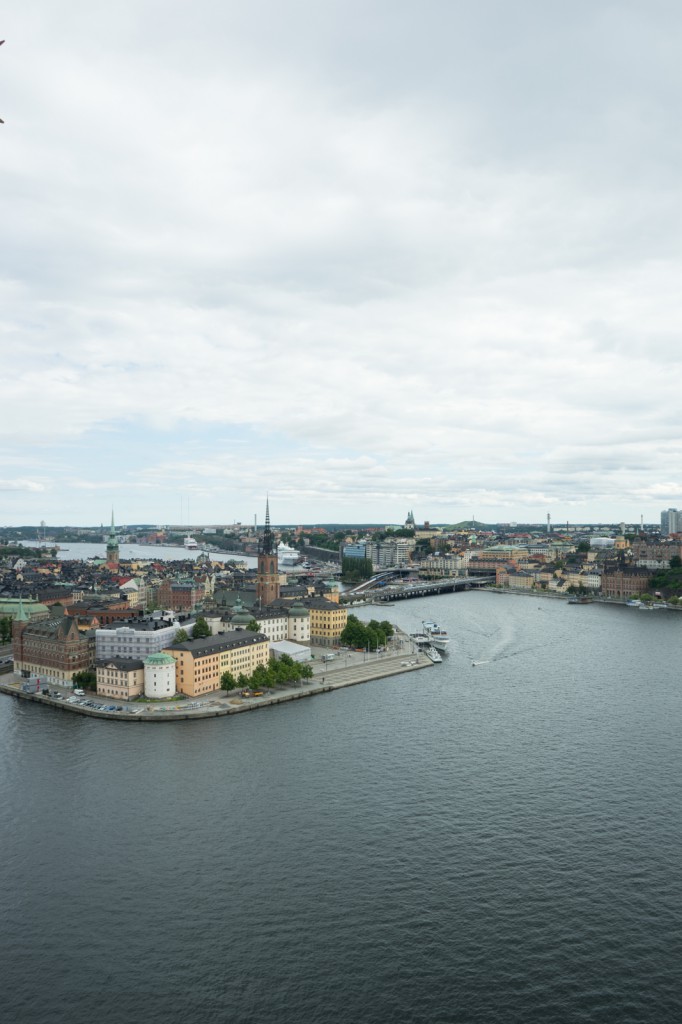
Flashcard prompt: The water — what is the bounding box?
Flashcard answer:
[1,591,681,1023]
[19,540,257,566]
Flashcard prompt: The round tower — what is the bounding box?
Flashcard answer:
[144,652,176,699]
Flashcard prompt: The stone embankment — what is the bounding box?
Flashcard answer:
[0,633,433,723]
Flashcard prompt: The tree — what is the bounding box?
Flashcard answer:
[246,619,261,632]
[174,628,189,643]
[191,617,211,639]
[220,671,237,691]
[72,669,96,687]
[670,555,682,569]
[0,616,11,644]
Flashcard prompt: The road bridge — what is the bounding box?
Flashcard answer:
[346,575,495,603]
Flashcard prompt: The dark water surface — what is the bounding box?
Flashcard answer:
[2,592,681,1023]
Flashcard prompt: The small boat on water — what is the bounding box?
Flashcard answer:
[567,597,593,604]
[409,633,443,663]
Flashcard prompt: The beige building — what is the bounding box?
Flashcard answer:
[167,630,270,696]
[96,658,145,699]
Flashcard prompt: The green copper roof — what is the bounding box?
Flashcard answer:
[145,652,176,665]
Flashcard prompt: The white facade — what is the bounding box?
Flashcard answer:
[144,655,177,698]
[96,617,195,661]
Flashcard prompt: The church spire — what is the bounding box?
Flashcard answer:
[261,496,274,555]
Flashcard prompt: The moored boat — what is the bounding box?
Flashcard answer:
[422,621,450,652]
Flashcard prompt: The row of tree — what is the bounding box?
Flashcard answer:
[220,653,313,691]
[341,556,374,581]
[340,615,394,651]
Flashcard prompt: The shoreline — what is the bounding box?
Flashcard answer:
[0,636,434,723]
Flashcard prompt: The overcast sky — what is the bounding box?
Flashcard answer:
[2,1,682,527]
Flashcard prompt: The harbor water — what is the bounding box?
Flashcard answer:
[1,591,681,1023]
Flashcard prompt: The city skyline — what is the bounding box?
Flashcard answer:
[3,2,682,526]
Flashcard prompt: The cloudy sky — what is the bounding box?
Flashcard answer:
[2,1,682,527]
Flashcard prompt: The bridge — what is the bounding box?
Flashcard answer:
[344,574,495,603]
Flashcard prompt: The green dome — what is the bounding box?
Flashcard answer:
[231,598,254,626]
[145,652,176,665]
[288,601,309,618]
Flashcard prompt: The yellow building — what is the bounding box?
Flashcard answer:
[167,630,270,696]
[306,598,348,647]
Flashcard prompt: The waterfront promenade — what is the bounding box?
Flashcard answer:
[0,631,433,722]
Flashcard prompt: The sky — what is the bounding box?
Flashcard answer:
[2,0,682,527]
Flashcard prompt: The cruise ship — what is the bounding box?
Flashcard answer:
[422,621,450,653]
[184,534,199,550]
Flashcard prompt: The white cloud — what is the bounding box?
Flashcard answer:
[2,2,682,523]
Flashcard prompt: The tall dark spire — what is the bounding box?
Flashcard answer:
[261,496,274,555]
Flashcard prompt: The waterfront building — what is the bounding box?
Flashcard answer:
[143,652,177,699]
[305,597,348,647]
[419,553,468,578]
[601,565,651,599]
[96,658,144,699]
[166,630,270,696]
[13,612,95,683]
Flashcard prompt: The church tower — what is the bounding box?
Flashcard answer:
[256,499,279,608]
[106,510,120,571]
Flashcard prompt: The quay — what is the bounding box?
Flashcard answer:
[0,631,434,723]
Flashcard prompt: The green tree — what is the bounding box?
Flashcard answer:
[246,619,261,632]
[0,616,11,644]
[191,617,211,639]
[220,671,237,691]
[174,628,189,643]
[670,555,682,569]
[341,556,373,582]
[72,669,96,687]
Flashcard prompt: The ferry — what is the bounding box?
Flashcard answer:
[422,621,450,652]
[184,535,199,550]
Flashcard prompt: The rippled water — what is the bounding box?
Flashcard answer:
[1,592,681,1023]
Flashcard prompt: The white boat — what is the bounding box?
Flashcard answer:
[184,534,199,550]
[277,542,300,566]
[409,634,443,662]
[626,599,641,607]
